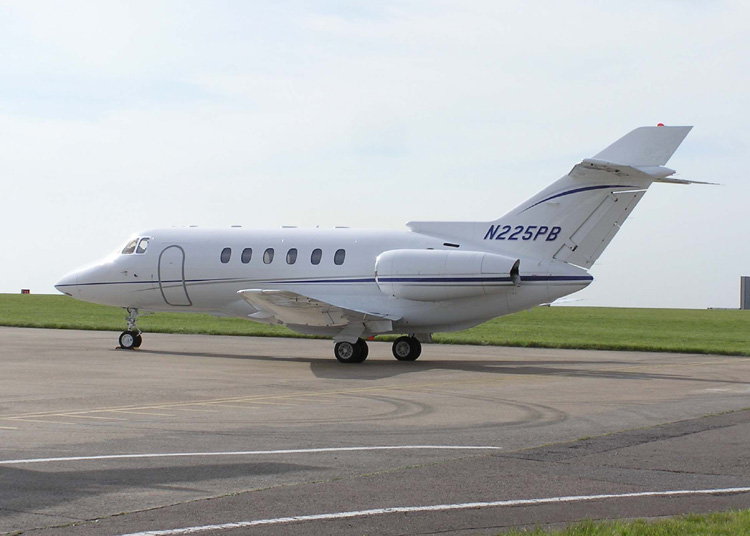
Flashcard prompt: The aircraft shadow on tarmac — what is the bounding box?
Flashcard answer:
[0,461,322,518]
[133,348,749,385]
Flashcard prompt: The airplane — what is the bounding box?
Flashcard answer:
[55,125,704,363]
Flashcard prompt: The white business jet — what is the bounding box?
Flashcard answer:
[55,125,702,363]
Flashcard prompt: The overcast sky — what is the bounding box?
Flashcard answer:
[1,1,748,308]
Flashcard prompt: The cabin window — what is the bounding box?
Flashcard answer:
[311,248,322,265]
[263,248,274,264]
[334,249,346,265]
[220,247,232,263]
[135,238,150,254]
[241,248,253,264]
[121,239,138,255]
[286,248,297,264]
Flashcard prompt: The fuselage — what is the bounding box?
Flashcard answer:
[55,226,592,336]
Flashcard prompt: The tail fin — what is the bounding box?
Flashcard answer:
[408,125,693,269]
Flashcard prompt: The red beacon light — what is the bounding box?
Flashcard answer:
[657,123,665,126]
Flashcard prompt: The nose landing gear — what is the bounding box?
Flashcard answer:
[118,308,142,350]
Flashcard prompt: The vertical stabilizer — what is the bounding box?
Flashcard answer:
[408,126,693,268]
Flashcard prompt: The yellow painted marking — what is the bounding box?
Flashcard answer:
[0,425,18,430]
[0,376,558,423]
[109,410,175,417]
[210,404,264,409]
[8,418,79,425]
[167,407,220,413]
[0,358,736,426]
[237,400,301,407]
[280,397,335,404]
[52,414,127,421]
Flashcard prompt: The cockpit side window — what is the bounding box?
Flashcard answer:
[121,239,138,255]
[136,238,150,254]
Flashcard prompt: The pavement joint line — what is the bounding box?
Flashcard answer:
[113,486,750,536]
[0,445,503,465]
[0,505,85,522]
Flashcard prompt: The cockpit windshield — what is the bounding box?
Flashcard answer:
[121,237,151,255]
[121,239,138,255]
[136,238,150,254]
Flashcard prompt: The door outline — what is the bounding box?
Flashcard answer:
[158,245,193,306]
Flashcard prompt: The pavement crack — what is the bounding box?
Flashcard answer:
[499,408,750,463]
[0,508,83,522]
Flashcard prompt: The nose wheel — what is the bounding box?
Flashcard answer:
[118,308,143,350]
[119,330,142,349]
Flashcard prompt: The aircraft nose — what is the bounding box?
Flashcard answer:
[54,271,79,296]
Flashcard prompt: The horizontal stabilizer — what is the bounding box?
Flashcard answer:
[653,177,720,186]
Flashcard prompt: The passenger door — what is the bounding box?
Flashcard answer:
[158,246,192,306]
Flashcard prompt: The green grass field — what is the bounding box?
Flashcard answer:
[505,510,750,535]
[2,293,750,356]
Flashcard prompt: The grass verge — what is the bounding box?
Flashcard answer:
[1,294,750,356]
[505,510,750,535]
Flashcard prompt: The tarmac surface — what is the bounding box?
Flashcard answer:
[1,326,750,535]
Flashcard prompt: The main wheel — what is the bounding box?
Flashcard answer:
[119,330,139,350]
[392,336,422,361]
[334,340,366,363]
[356,338,369,361]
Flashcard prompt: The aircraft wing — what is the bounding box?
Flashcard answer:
[237,289,399,328]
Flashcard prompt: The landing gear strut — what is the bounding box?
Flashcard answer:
[334,338,369,363]
[392,336,421,361]
[118,308,142,350]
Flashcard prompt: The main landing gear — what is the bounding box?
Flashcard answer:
[118,308,142,350]
[333,335,423,363]
[334,338,369,364]
[392,336,421,361]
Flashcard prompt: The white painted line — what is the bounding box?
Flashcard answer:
[116,487,750,536]
[0,445,501,465]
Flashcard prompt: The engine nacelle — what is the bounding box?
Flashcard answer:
[375,249,520,302]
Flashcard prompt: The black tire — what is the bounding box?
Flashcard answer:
[119,331,139,350]
[356,338,369,361]
[410,337,422,359]
[392,336,422,361]
[334,341,364,363]
[133,333,143,348]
